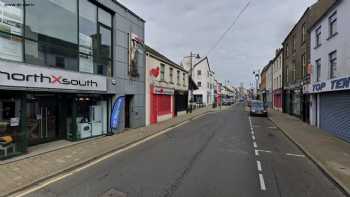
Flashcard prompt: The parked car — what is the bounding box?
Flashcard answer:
[249,100,267,117]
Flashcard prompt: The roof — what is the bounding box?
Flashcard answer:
[282,7,311,45]
[193,57,212,72]
[309,0,341,31]
[145,45,188,73]
[112,0,145,22]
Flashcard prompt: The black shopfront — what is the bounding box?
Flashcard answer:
[0,89,111,159]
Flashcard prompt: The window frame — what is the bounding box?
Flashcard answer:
[315,58,321,82]
[169,67,173,83]
[329,50,337,79]
[315,26,322,48]
[328,11,337,38]
[160,63,165,81]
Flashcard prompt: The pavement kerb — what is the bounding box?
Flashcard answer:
[268,116,350,197]
[5,108,218,197]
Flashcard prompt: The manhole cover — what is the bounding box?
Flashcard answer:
[100,188,127,197]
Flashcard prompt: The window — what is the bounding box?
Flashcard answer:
[329,51,337,79]
[292,35,296,52]
[25,0,79,71]
[169,68,173,83]
[301,23,306,44]
[315,26,322,48]
[207,82,209,88]
[329,12,337,38]
[0,0,23,62]
[79,0,113,76]
[177,70,180,85]
[183,73,186,86]
[197,70,201,76]
[315,59,321,82]
[160,63,165,81]
[197,81,201,87]
[293,63,296,81]
[285,43,289,56]
[301,54,306,77]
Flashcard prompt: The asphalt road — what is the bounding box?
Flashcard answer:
[25,104,346,197]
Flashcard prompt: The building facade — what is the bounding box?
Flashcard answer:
[183,57,213,105]
[145,46,188,125]
[272,49,283,112]
[0,0,145,159]
[309,0,350,142]
[266,61,273,108]
[282,0,337,121]
[260,66,267,104]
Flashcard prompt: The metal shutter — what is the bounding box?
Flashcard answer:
[320,91,350,142]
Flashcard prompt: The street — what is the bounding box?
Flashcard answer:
[25,104,345,197]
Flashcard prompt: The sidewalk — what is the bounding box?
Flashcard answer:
[0,106,229,197]
[268,109,350,195]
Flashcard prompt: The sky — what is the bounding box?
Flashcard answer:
[118,0,317,88]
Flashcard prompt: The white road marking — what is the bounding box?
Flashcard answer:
[253,142,258,148]
[267,126,277,129]
[259,173,267,191]
[286,153,305,158]
[12,119,193,197]
[255,149,259,156]
[257,160,262,172]
[256,149,272,154]
[252,135,256,140]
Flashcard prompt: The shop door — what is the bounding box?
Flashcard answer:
[27,96,58,145]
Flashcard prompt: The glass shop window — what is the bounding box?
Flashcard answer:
[76,97,107,140]
[0,95,21,158]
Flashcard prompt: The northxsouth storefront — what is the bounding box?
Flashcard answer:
[0,61,112,159]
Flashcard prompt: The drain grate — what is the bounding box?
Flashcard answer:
[100,188,127,197]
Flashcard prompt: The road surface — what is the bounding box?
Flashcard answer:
[26,104,345,197]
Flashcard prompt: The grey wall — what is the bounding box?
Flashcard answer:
[100,0,146,132]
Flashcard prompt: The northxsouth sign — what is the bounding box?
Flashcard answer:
[0,62,107,91]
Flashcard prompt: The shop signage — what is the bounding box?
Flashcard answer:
[153,87,174,95]
[0,61,107,91]
[111,96,125,129]
[310,76,350,93]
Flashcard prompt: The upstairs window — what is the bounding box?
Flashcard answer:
[315,26,322,48]
[160,63,165,81]
[169,67,173,83]
[301,23,306,44]
[177,70,180,85]
[329,12,337,38]
[183,73,186,86]
[0,0,24,62]
[329,51,337,79]
[197,70,201,76]
[315,59,321,82]
[197,81,201,87]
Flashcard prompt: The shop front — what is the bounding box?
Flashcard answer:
[0,61,110,159]
[150,86,174,124]
[310,76,350,142]
[273,89,283,112]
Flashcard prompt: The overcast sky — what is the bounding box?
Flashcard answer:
[119,0,317,87]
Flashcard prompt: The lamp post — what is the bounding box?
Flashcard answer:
[253,70,260,99]
[186,52,200,113]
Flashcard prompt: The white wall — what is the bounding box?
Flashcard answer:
[310,1,350,83]
[309,0,350,126]
[192,58,211,105]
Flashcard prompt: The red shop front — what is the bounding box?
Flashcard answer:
[150,86,175,124]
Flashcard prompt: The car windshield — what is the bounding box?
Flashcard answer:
[252,101,264,109]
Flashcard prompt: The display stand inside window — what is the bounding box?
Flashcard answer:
[76,97,107,140]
